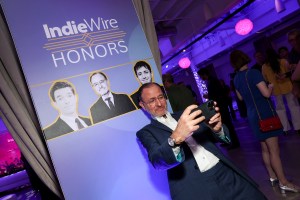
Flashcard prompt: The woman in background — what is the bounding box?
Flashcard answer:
[291,33,300,101]
[230,50,299,194]
[262,48,300,134]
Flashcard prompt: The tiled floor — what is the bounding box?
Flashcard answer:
[219,114,300,200]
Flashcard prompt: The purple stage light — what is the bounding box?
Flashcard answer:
[178,57,191,69]
[235,19,253,36]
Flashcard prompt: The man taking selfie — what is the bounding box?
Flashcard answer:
[136,82,266,200]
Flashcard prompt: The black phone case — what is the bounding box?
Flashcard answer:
[191,100,216,120]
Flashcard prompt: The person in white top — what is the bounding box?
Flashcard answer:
[136,82,266,200]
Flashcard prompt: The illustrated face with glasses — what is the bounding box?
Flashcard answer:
[139,84,167,117]
[90,73,110,96]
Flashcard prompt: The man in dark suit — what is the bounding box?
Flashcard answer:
[162,73,196,112]
[136,82,266,200]
[43,80,91,140]
[197,68,240,149]
[89,71,136,124]
[251,51,265,72]
[287,29,300,65]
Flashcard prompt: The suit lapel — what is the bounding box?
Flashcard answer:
[150,119,173,132]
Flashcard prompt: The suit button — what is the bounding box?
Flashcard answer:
[194,165,199,170]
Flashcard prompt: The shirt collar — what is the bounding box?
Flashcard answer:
[154,111,171,122]
[102,92,113,102]
[60,114,79,122]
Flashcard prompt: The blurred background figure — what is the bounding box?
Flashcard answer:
[230,72,248,119]
[291,32,300,104]
[162,73,195,112]
[220,79,236,120]
[287,29,300,66]
[278,46,289,60]
[251,51,266,72]
[186,84,199,105]
[197,68,240,149]
[262,48,300,134]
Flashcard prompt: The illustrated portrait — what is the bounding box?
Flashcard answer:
[43,80,91,140]
[89,71,136,124]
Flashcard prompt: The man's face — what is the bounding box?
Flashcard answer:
[91,73,109,96]
[136,66,152,84]
[288,34,297,48]
[139,84,167,117]
[279,49,289,59]
[53,87,77,116]
[255,52,265,65]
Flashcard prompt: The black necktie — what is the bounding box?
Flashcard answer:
[75,118,84,129]
[106,97,114,109]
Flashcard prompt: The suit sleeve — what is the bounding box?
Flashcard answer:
[136,127,184,171]
[192,122,231,144]
[212,124,231,144]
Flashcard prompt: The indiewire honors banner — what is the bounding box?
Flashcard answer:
[1,0,170,199]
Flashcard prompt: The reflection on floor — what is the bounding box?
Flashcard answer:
[0,112,299,200]
[219,114,300,200]
[0,185,41,200]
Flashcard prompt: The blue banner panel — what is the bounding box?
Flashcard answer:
[1,0,170,199]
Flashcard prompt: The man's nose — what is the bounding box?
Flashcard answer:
[155,98,161,106]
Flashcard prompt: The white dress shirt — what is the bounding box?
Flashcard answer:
[102,92,114,108]
[60,115,88,131]
[155,112,220,172]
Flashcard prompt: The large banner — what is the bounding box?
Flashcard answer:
[1,0,170,199]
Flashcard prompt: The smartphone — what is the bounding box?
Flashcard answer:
[190,100,216,121]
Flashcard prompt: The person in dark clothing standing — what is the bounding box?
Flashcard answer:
[197,68,240,149]
[251,51,265,72]
[287,29,300,66]
[162,73,195,112]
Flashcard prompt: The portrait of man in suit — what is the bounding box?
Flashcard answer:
[43,80,91,140]
[89,71,136,124]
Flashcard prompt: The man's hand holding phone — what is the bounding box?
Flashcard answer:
[190,100,222,132]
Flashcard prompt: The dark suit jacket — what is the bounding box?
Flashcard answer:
[136,112,258,200]
[130,90,140,108]
[43,116,91,140]
[90,92,136,124]
[251,63,263,72]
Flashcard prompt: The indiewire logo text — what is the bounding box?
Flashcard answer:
[42,17,129,67]
[43,17,118,38]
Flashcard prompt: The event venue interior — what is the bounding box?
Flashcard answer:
[1,0,300,199]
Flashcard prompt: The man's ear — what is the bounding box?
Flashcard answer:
[139,101,145,110]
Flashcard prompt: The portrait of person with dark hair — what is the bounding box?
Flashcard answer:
[43,80,91,140]
[89,71,136,124]
[131,60,154,107]
[130,60,165,108]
